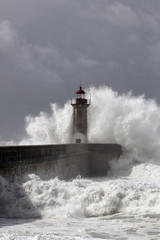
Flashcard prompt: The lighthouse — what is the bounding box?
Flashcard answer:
[71,85,90,143]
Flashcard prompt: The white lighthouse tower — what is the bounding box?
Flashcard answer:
[71,85,90,143]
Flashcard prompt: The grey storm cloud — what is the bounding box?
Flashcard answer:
[0,0,160,139]
[0,20,68,83]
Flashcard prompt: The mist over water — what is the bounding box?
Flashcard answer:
[21,102,73,145]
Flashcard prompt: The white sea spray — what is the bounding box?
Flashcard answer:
[19,86,160,162]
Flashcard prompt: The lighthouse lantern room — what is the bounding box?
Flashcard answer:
[71,85,90,143]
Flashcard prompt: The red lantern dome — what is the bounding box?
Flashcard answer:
[76,85,85,95]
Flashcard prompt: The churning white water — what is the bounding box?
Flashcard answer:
[1,86,160,239]
[1,172,160,239]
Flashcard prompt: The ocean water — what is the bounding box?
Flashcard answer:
[1,171,160,240]
[1,86,160,239]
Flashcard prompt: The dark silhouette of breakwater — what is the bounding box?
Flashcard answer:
[0,144,122,181]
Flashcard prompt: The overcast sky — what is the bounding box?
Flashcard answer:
[0,0,160,139]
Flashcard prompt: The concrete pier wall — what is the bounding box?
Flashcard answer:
[0,144,122,180]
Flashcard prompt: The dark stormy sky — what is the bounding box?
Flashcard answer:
[0,0,160,140]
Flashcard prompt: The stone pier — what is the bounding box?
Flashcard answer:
[0,143,122,181]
